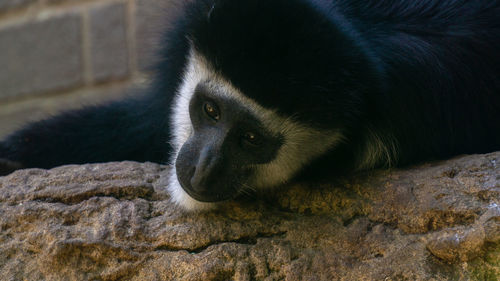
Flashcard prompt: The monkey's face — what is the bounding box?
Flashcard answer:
[168,50,343,210]
[174,82,283,202]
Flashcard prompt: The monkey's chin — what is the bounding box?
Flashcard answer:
[167,167,217,211]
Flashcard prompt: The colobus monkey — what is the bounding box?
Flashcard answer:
[1,0,499,210]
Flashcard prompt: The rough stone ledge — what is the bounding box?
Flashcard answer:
[0,153,498,280]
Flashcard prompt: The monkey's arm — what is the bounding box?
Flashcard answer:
[0,94,172,175]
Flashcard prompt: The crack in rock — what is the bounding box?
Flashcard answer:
[154,231,288,254]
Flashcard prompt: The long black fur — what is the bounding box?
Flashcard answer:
[1,0,499,176]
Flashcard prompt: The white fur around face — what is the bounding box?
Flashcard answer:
[168,48,343,211]
[357,128,398,169]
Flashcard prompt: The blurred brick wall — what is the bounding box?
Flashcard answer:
[0,0,176,138]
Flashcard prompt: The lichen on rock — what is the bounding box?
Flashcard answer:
[0,153,498,280]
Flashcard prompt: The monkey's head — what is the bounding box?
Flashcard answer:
[167,0,383,210]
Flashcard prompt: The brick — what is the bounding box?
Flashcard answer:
[89,2,129,82]
[0,13,84,99]
[0,0,37,14]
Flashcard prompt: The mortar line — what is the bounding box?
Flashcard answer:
[0,0,122,28]
[0,78,136,105]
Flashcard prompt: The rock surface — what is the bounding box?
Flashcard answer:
[0,153,499,280]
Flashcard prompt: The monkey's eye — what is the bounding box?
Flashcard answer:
[203,102,220,121]
[242,131,262,146]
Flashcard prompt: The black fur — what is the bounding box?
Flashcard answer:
[1,0,499,177]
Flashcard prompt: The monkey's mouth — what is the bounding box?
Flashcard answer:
[184,187,235,202]
[177,175,239,203]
